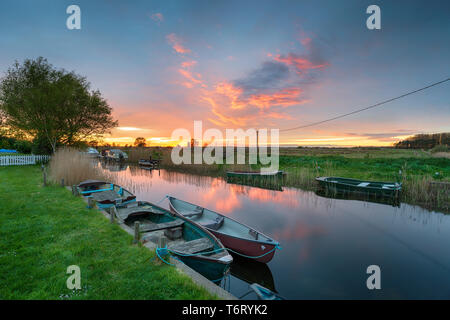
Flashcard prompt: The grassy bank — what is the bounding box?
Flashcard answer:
[0,165,215,299]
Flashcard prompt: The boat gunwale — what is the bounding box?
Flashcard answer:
[168,196,280,247]
[315,176,402,191]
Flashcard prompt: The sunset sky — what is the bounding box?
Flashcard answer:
[0,0,449,146]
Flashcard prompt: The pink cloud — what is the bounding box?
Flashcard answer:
[166,33,191,54]
[150,13,164,24]
[273,53,329,75]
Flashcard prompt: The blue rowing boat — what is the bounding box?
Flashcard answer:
[114,200,233,281]
[77,180,136,209]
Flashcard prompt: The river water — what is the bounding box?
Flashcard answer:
[99,162,450,299]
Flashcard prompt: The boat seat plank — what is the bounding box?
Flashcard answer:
[140,219,184,232]
[91,190,121,202]
[201,216,224,231]
[139,220,184,232]
[183,207,204,218]
[169,237,214,254]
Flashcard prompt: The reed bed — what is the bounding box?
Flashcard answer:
[48,148,106,186]
[124,147,154,163]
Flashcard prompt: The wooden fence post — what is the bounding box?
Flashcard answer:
[133,221,140,244]
[87,197,95,209]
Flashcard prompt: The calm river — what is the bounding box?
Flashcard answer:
[100,163,450,299]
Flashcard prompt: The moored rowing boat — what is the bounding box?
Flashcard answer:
[168,196,280,263]
[115,200,233,281]
[315,176,402,198]
[77,180,136,209]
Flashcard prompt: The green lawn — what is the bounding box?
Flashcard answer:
[0,165,215,299]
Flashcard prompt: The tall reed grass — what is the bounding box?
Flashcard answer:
[49,148,106,186]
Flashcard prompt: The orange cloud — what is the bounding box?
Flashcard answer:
[273,53,329,74]
[181,60,197,68]
[178,69,203,86]
[199,81,308,126]
[164,31,328,128]
[247,88,306,109]
[166,33,191,54]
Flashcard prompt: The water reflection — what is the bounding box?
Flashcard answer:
[100,160,128,172]
[229,254,277,292]
[98,164,450,299]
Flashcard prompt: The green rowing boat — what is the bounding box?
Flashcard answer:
[316,176,402,198]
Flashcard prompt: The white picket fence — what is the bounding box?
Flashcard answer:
[0,155,51,166]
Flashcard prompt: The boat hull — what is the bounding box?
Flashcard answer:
[174,254,231,281]
[209,230,277,263]
[316,177,401,198]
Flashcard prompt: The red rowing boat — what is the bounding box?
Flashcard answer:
[168,196,280,263]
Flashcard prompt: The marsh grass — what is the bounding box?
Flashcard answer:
[125,147,153,163]
[0,165,215,299]
[48,148,106,186]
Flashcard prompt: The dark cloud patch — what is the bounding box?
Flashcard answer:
[233,61,290,96]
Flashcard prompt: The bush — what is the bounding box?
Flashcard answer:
[0,136,16,149]
[14,140,33,154]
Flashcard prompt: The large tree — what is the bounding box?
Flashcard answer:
[134,137,147,147]
[0,57,118,152]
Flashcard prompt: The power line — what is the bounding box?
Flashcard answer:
[280,77,450,132]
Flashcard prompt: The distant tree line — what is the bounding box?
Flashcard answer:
[394,133,449,150]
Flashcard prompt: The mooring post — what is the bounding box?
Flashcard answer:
[42,168,47,187]
[109,206,116,223]
[72,185,79,196]
[133,221,140,244]
[87,197,95,209]
[158,235,167,249]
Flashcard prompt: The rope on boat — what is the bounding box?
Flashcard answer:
[155,246,175,266]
